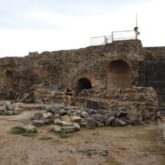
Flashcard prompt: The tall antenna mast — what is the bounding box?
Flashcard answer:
[136,13,138,27]
[134,14,140,39]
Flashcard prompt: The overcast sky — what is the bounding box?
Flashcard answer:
[0,0,164,57]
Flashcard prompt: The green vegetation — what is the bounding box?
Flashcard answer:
[11,126,37,138]
[56,129,73,138]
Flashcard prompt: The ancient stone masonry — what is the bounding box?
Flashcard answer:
[0,39,165,115]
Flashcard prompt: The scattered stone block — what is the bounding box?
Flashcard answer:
[32,113,44,120]
[105,116,115,126]
[50,125,62,133]
[43,112,53,119]
[86,117,96,129]
[71,116,82,123]
[32,120,45,127]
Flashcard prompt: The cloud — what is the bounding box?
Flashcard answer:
[118,0,165,46]
[0,0,165,57]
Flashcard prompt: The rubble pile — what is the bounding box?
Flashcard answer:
[78,87,157,106]
[9,87,159,134]
[29,101,158,133]
[77,87,158,122]
[0,101,23,115]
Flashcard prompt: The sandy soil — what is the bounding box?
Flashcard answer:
[0,111,164,165]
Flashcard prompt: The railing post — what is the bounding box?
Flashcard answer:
[111,32,114,42]
[104,36,108,44]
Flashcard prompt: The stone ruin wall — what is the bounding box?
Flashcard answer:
[0,40,142,96]
[138,47,165,111]
[0,40,165,112]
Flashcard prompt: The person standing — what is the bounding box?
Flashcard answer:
[65,87,72,106]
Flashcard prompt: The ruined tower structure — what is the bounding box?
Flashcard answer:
[0,39,164,114]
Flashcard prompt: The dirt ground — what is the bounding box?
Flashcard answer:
[0,111,164,165]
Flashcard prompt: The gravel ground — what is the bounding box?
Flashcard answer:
[0,111,164,165]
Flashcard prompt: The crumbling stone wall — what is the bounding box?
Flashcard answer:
[137,47,165,111]
[0,39,165,112]
[0,40,142,98]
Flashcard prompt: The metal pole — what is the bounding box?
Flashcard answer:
[111,32,114,42]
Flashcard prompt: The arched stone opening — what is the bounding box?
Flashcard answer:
[107,60,132,88]
[76,78,92,95]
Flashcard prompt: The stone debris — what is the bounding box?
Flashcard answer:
[12,124,37,133]
[163,125,165,142]
[22,124,37,133]
[5,87,161,134]
[27,99,159,133]
[0,101,23,115]
[77,149,109,157]
[51,122,80,133]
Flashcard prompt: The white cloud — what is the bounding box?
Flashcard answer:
[0,0,165,57]
[118,0,165,46]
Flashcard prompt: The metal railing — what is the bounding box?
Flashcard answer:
[90,29,138,46]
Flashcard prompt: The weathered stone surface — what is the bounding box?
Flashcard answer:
[12,124,37,133]
[80,118,87,127]
[96,121,104,127]
[73,122,81,131]
[43,112,53,119]
[0,40,164,116]
[0,101,23,116]
[86,109,97,115]
[32,120,45,127]
[5,110,14,115]
[51,125,62,133]
[54,119,73,126]
[61,123,80,133]
[163,126,165,142]
[13,108,22,115]
[116,110,127,118]
[27,93,158,131]
[61,115,72,123]
[99,150,109,157]
[59,110,68,116]
[32,113,44,120]
[47,107,58,115]
[51,123,80,133]
[43,118,54,125]
[71,116,82,123]
[81,111,89,119]
[92,114,105,123]
[116,119,127,126]
[105,116,115,126]
[13,102,24,109]
[53,119,61,125]
[5,101,12,110]
[86,118,96,129]
[23,124,37,133]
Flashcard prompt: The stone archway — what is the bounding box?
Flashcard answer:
[107,60,132,88]
[76,78,92,95]
[72,70,97,95]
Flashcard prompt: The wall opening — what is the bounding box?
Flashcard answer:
[76,78,92,95]
[107,60,131,88]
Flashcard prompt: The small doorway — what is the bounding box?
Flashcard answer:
[76,78,92,95]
